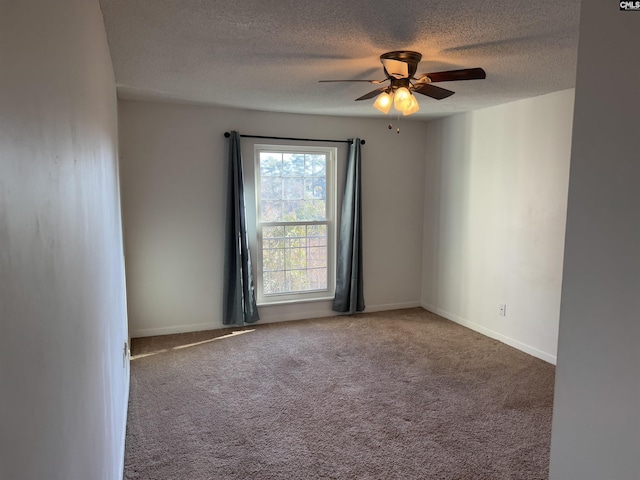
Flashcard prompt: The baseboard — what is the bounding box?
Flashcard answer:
[258,300,422,322]
[257,306,335,324]
[131,301,423,338]
[366,301,422,312]
[422,303,557,365]
[130,322,221,338]
[130,301,557,367]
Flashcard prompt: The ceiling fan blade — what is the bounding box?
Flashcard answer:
[319,79,386,84]
[419,68,486,83]
[381,58,409,78]
[412,83,455,100]
[355,87,387,101]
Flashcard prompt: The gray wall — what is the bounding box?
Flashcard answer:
[118,101,428,337]
[0,1,129,478]
[421,90,574,363]
[549,1,640,478]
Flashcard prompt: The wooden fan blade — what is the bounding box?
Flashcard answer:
[419,67,486,83]
[412,83,455,100]
[355,87,387,101]
[319,79,386,84]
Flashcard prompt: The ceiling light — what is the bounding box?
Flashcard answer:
[371,85,421,119]
[393,87,412,111]
[402,94,420,116]
[373,91,393,114]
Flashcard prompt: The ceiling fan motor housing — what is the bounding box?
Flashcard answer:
[389,77,411,92]
[380,51,422,78]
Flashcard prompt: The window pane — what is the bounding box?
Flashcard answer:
[257,146,333,300]
[305,154,326,177]
[263,226,284,238]
[260,153,283,176]
[307,200,326,220]
[265,238,284,249]
[282,200,325,221]
[263,247,284,271]
[261,201,283,222]
[294,226,327,292]
[285,237,305,248]
[264,271,285,294]
[261,223,328,295]
[283,177,304,200]
[307,225,327,246]
[261,177,282,200]
[305,177,325,200]
[308,268,328,290]
[285,225,307,248]
[283,154,305,176]
[283,200,303,221]
[285,247,307,270]
[287,269,309,292]
[308,247,327,268]
[285,225,307,237]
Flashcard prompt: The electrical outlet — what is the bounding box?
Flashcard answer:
[499,304,507,316]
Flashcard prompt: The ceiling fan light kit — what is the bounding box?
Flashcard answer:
[404,94,420,115]
[373,91,393,114]
[393,87,413,111]
[320,50,486,119]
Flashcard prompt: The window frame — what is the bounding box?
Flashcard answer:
[253,144,337,305]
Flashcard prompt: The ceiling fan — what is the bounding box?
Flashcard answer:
[319,51,486,116]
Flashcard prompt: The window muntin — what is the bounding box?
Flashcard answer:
[255,145,336,304]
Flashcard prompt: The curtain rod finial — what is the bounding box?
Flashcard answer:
[224,132,231,138]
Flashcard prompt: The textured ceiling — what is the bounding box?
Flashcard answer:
[99,0,581,120]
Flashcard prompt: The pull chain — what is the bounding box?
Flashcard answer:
[387,114,402,134]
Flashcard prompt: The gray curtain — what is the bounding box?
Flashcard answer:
[333,138,365,314]
[223,131,260,326]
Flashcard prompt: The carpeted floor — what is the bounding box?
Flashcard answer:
[125,308,555,479]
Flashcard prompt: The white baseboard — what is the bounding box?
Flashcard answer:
[422,303,557,365]
[130,321,221,338]
[366,301,422,312]
[258,300,422,323]
[131,301,423,338]
[257,307,335,324]
[130,303,556,364]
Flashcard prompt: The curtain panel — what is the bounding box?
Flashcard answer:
[223,131,260,325]
[332,138,365,314]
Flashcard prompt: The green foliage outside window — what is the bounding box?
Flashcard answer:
[259,151,329,295]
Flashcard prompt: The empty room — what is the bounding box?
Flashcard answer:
[1,1,638,479]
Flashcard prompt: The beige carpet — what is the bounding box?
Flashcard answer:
[125,308,555,479]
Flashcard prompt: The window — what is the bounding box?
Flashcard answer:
[254,145,336,305]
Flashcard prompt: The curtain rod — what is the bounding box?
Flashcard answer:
[224,132,365,145]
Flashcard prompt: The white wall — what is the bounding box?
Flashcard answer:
[549,2,640,478]
[421,89,575,363]
[118,101,428,337]
[0,1,129,479]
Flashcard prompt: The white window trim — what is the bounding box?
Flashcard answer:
[254,144,337,306]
